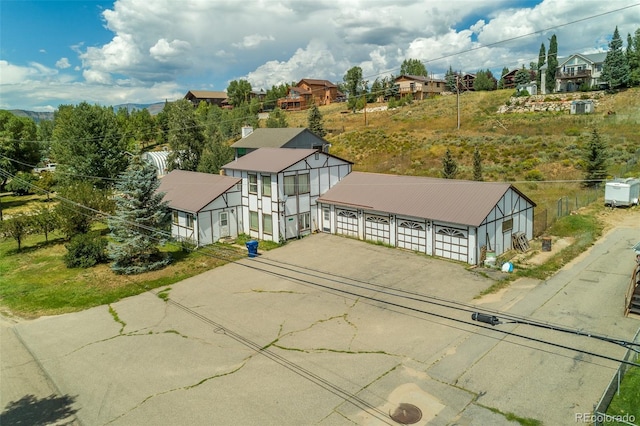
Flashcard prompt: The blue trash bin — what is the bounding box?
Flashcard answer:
[246,240,258,258]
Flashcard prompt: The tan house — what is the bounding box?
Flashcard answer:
[394,75,446,100]
[277,79,343,111]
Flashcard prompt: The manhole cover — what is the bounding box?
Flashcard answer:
[389,403,422,424]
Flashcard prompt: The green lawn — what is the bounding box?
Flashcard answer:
[0,228,245,318]
[605,361,640,425]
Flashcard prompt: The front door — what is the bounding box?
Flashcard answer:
[219,211,229,238]
[322,206,331,232]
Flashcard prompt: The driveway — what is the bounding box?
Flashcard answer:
[3,228,640,425]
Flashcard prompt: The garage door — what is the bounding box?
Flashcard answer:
[397,219,426,252]
[365,214,390,244]
[434,225,468,262]
[336,209,358,237]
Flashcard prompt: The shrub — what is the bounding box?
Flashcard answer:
[564,128,581,136]
[64,233,108,268]
[6,172,39,196]
[524,169,545,181]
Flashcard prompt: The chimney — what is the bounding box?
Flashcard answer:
[241,126,254,138]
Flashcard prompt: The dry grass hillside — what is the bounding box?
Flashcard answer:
[284,88,640,182]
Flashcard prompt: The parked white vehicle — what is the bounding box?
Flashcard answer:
[34,163,56,173]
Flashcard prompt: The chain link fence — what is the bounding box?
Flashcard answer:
[533,185,601,237]
[592,327,640,426]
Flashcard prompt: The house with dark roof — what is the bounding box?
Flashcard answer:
[394,75,446,100]
[231,128,330,159]
[277,79,343,111]
[317,172,535,265]
[184,90,229,108]
[222,148,352,242]
[158,170,242,246]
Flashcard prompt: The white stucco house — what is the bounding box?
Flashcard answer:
[222,148,352,242]
[158,170,242,246]
[317,172,536,265]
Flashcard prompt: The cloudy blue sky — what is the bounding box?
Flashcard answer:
[1,0,639,111]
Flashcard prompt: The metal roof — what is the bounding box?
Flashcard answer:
[222,148,323,173]
[317,172,535,227]
[231,128,309,149]
[184,90,228,100]
[157,170,240,213]
[141,151,169,176]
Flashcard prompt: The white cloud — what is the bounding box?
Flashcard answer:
[149,38,192,62]
[56,58,71,69]
[232,34,275,49]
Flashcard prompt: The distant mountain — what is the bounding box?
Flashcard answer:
[9,110,54,122]
[7,102,166,122]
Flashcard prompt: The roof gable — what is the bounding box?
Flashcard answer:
[157,170,240,213]
[185,90,228,100]
[557,52,606,68]
[231,128,313,149]
[318,172,535,227]
[297,79,337,88]
[222,148,351,173]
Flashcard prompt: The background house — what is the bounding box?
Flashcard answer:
[277,79,343,111]
[318,172,535,265]
[394,75,446,100]
[184,90,229,108]
[158,170,242,246]
[222,148,352,242]
[555,53,607,92]
[231,128,330,159]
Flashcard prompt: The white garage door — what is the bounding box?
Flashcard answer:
[365,214,390,244]
[336,209,358,237]
[397,219,426,252]
[434,225,468,262]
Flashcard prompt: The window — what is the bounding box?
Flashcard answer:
[172,211,179,224]
[250,211,259,231]
[186,214,194,229]
[263,213,273,235]
[284,175,296,196]
[262,175,271,197]
[298,174,310,194]
[248,174,258,194]
[219,211,228,227]
[284,174,310,196]
[502,218,513,233]
[299,212,311,231]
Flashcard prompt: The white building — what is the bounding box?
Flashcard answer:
[222,148,352,242]
[317,172,536,265]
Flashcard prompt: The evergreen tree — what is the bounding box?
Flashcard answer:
[473,147,483,181]
[537,43,546,87]
[441,148,458,179]
[445,66,458,92]
[545,34,558,93]
[602,26,630,89]
[515,66,531,86]
[108,156,171,274]
[307,104,326,138]
[583,129,609,187]
[473,70,496,91]
[266,108,288,128]
[629,28,640,87]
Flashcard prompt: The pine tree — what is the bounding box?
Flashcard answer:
[545,34,558,93]
[108,156,171,274]
[473,147,483,181]
[445,66,458,92]
[629,28,640,87]
[583,129,609,187]
[307,104,326,137]
[602,26,630,89]
[441,148,458,179]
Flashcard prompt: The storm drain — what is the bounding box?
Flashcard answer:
[389,403,422,424]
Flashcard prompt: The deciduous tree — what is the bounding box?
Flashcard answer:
[0,111,41,188]
[166,99,205,171]
[400,59,427,76]
[226,79,252,107]
[266,108,288,128]
[343,66,363,110]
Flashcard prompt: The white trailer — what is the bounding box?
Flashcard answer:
[605,178,640,207]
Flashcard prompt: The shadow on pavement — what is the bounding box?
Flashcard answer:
[1,393,77,425]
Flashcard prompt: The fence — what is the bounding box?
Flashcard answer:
[592,327,640,426]
[533,186,601,237]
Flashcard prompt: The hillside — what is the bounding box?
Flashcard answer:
[284,88,640,183]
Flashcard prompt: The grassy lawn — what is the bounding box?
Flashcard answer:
[0,228,246,318]
[605,361,640,425]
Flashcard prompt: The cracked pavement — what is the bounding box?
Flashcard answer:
[3,229,640,425]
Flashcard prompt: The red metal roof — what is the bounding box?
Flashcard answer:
[157,170,240,213]
[317,172,535,227]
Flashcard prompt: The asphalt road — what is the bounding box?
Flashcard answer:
[2,225,639,425]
